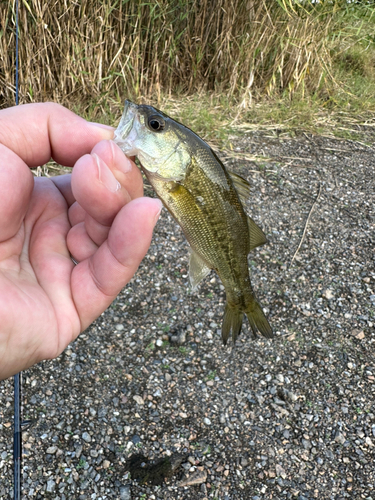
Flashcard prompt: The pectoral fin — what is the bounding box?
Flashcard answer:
[228,171,251,202]
[247,216,268,251]
[189,249,211,291]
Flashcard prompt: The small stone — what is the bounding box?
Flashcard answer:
[56,420,65,430]
[302,439,311,450]
[275,464,286,479]
[179,412,188,419]
[203,418,211,426]
[46,446,57,454]
[82,432,91,443]
[178,469,207,486]
[131,435,141,444]
[165,373,172,382]
[103,460,111,469]
[116,324,124,331]
[119,484,131,500]
[365,437,374,447]
[335,432,346,444]
[75,444,83,459]
[156,339,163,347]
[354,330,365,340]
[323,289,334,300]
[171,330,186,345]
[285,390,298,402]
[46,479,55,493]
[133,395,144,405]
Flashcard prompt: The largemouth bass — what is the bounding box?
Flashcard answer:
[114,100,273,344]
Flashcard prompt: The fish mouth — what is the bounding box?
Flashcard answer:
[113,99,139,154]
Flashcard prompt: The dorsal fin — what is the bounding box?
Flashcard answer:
[228,171,268,251]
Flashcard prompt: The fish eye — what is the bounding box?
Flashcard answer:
[148,115,165,132]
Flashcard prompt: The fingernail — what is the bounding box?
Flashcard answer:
[109,140,132,173]
[152,199,163,224]
[90,122,115,132]
[90,122,115,139]
[94,153,121,193]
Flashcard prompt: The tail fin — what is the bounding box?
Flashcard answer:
[245,300,273,339]
[221,299,273,345]
[222,304,244,345]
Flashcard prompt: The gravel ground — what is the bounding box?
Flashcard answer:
[1,127,375,500]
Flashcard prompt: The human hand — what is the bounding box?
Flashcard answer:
[0,103,162,380]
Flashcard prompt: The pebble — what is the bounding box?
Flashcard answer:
[46,479,55,492]
[133,395,144,405]
[171,330,186,345]
[132,435,141,444]
[82,432,91,443]
[275,464,287,479]
[335,432,346,444]
[203,418,211,426]
[119,484,131,500]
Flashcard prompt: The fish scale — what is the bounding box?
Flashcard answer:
[114,100,273,344]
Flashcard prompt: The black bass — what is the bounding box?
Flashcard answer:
[114,100,273,344]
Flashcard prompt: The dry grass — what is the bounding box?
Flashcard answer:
[0,0,364,110]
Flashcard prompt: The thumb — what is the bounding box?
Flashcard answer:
[0,144,34,242]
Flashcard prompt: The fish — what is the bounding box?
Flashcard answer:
[114,100,273,344]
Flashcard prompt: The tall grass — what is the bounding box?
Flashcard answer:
[0,0,374,114]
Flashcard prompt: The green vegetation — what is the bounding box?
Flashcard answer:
[76,458,86,470]
[1,0,374,139]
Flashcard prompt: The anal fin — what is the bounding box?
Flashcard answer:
[247,216,267,251]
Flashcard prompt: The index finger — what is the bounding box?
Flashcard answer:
[0,102,114,168]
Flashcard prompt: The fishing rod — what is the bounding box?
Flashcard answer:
[13,1,22,498]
